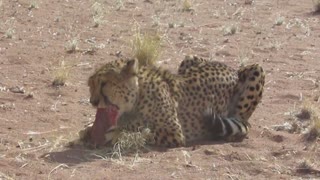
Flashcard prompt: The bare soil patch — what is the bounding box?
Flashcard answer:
[0,0,319,179]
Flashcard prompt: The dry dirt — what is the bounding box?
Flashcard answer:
[1,0,320,179]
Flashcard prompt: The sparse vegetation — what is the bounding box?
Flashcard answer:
[151,15,160,27]
[93,16,103,28]
[286,18,311,36]
[92,1,105,27]
[294,101,320,141]
[277,100,320,141]
[4,28,14,39]
[182,0,193,12]
[304,115,320,141]
[52,60,70,86]
[238,48,250,67]
[131,29,161,67]
[0,172,14,180]
[296,159,313,172]
[65,38,79,53]
[77,126,153,159]
[3,18,16,39]
[238,57,248,67]
[115,0,124,11]
[111,128,153,158]
[28,1,39,10]
[267,40,282,51]
[223,24,237,36]
[296,159,320,175]
[275,15,285,26]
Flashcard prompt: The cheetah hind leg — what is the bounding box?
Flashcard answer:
[203,64,265,142]
[228,64,265,128]
[204,64,264,142]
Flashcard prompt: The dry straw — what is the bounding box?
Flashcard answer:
[131,28,161,67]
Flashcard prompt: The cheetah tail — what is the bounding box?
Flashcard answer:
[204,109,248,138]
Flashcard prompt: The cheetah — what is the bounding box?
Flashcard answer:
[82,55,265,147]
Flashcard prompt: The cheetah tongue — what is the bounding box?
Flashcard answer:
[90,106,119,147]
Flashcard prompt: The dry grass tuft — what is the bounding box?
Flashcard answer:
[65,38,79,53]
[115,0,124,11]
[295,107,312,120]
[4,28,14,39]
[296,159,320,175]
[0,172,14,180]
[3,18,15,39]
[274,15,285,26]
[223,24,237,36]
[237,46,250,67]
[28,1,39,10]
[267,40,282,51]
[91,2,105,27]
[295,101,320,141]
[303,114,320,141]
[52,60,70,86]
[77,121,153,159]
[131,29,161,67]
[182,0,193,12]
[280,100,320,139]
[111,128,153,158]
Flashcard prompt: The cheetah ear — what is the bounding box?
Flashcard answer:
[121,58,138,77]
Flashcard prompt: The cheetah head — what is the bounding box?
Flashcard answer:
[87,58,139,145]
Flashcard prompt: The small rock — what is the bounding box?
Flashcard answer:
[115,51,122,57]
[78,98,90,105]
[9,86,25,94]
[185,161,197,168]
[204,149,217,155]
[24,92,34,99]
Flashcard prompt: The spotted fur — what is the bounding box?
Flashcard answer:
[84,55,265,147]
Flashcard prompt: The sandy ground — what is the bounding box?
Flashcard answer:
[1,0,320,179]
